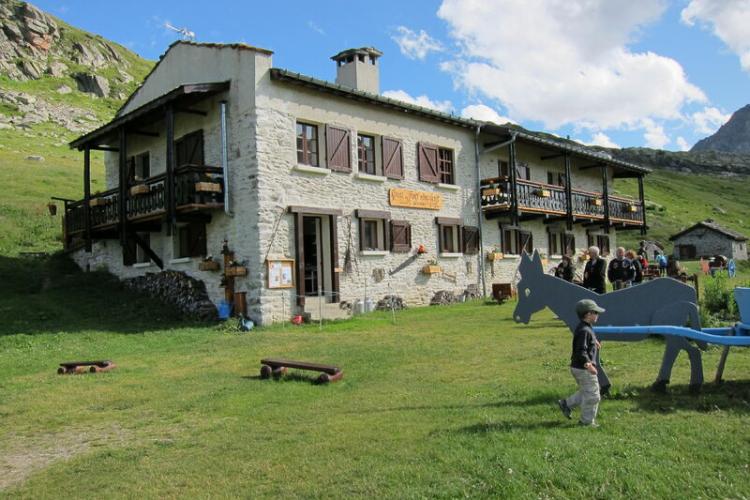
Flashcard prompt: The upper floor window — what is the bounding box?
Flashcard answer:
[547,171,565,187]
[438,148,454,184]
[498,160,509,177]
[128,152,150,183]
[357,134,376,175]
[176,130,204,167]
[516,162,531,181]
[296,122,319,167]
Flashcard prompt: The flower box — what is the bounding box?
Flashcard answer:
[590,198,603,207]
[482,187,501,196]
[534,189,551,198]
[627,204,639,213]
[129,184,150,196]
[422,264,442,275]
[195,182,222,193]
[487,251,504,261]
[89,197,107,207]
[225,265,248,277]
[199,260,220,271]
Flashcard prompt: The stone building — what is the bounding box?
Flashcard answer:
[669,219,747,260]
[60,41,649,324]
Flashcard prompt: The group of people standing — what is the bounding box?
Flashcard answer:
[554,245,653,293]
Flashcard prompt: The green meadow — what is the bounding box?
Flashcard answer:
[1,256,749,498]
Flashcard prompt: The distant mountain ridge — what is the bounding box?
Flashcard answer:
[691,104,750,154]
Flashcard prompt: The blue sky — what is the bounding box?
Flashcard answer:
[35,0,750,151]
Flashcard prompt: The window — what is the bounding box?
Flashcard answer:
[549,231,560,256]
[438,147,454,184]
[390,220,411,252]
[587,233,610,256]
[175,222,207,258]
[516,162,531,181]
[128,152,150,183]
[296,122,319,167]
[502,227,533,255]
[175,130,204,167]
[417,143,453,184]
[437,217,462,253]
[547,171,565,187]
[357,134,376,174]
[357,210,389,251]
[498,160,509,177]
[463,226,480,255]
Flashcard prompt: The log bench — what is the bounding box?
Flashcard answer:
[58,360,116,374]
[260,358,343,384]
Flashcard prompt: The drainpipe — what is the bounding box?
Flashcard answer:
[220,100,233,216]
[475,126,486,298]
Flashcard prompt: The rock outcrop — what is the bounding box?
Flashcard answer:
[691,104,750,154]
[123,271,218,321]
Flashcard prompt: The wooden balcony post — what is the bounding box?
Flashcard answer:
[601,166,610,234]
[564,153,573,230]
[83,146,92,252]
[118,127,130,264]
[638,174,647,235]
[508,141,519,226]
[165,106,175,236]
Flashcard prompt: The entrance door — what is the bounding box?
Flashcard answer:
[303,216,323,296]
[679,244,696,260]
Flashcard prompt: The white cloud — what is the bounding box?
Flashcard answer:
[391,26,443,60]
[691,106,730,135]
[641,118,670,148]
[437,0,705,139]
[382,89,453,113]
[682,0,750,72]
[586,132,620,148]
[675,136,691,151]
[460,104,513,124]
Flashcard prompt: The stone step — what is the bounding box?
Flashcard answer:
[304,300,351,321]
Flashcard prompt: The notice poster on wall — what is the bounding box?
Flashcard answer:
[267,259,295,289]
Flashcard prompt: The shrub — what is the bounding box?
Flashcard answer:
[701,272,738,321]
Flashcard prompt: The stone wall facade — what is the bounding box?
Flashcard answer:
[70,43,627,324]
[672,228,748,260]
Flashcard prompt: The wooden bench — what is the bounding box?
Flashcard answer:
[58,360,116,374]
[260,358,343,384]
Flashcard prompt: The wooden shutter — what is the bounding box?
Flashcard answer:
[516,162,530,180]
[417,142,439,183]
[503,229,513,254]
[187,222,207,257]
[326,125,351,172]
[390,220,411,252]
[127,156,136,183]
[382,137,403,179]
[564,234,575,256]
[463,226,479,255]
[176,130,204,167]
[518,231,533,254]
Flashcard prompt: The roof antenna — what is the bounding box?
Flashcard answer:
[165,23,196,41]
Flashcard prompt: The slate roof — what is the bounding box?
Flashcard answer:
[669,219,747,242]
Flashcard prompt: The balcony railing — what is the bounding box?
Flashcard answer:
[480,177,643,225]
[64,165,224,237]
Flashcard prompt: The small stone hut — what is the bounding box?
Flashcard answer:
[669,219,747,260]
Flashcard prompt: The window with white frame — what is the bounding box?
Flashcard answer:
[437,217,462,253]
[296,122,319,167]
[357,210,389,251]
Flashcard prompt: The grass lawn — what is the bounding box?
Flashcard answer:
[2,257,750,498]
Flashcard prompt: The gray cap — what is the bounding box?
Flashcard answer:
[576,299,605,317]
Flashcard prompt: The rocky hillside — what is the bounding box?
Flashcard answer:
[0,0,152,135]
[692,104,750,154]
[606,147,750,177]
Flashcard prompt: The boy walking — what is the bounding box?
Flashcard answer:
[558,299,605,427]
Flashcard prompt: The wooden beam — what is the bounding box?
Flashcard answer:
[541,153,565,161]
[176,108,208,116]
[288,206,343,216]
[90,146,119,152]
[601,166,610,234]
[329,214,340,303]
[638,175,647,236]
[564,153,573,231]
[579,164,602,170]
[131,130,159,137]
[83,147,92,252]
[543,216,568,224]
[165,106,175,236]
[118,128,128,263]
[130,231,164,269]
[509,141,519,227]
[295,211,305,307]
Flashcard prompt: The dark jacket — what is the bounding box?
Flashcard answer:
[632,258,643,283]
[608,257,635,284]
[571,320,598,369]
[555,261,574,282]
[583,258,606,294]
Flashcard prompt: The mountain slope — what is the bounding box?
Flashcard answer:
[692,104,750,154]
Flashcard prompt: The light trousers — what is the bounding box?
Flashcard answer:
[566,367,601,425]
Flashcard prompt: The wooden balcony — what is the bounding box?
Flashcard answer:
[480,177,644,227]
[64,165,224,241]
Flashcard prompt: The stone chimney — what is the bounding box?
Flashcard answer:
[331,47,382,94]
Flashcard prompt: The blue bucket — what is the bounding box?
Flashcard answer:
[735,288,750,324]
[217,300,233,320]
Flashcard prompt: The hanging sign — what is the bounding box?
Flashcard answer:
[389,188,443,210]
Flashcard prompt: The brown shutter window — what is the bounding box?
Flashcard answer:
[176,130,204,167]
[390,220,411,252]
[326,125,352,172]
[503,229,513,254]
[382,137,403,179]
[463,226,479,255]
[187,222,207,257]
[417,142,439,183]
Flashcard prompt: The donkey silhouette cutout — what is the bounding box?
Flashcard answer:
[513,250,705,392]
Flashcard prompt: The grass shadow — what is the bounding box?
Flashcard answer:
[612,379,750,414]
[0,254,209,336]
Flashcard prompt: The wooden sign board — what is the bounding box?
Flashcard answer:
[267,259,295,289]
[389,188,443,210]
